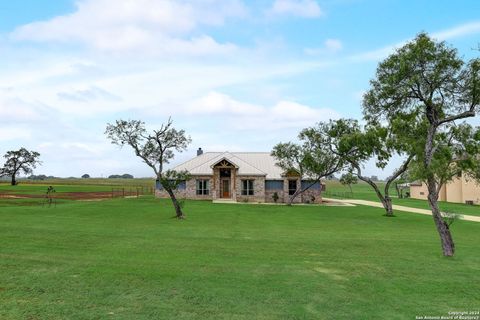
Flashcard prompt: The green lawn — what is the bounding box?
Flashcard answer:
[324,180,480,216]
[0,181,156,207]
[1,197,479,319]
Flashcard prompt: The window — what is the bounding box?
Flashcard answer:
[265,180,283,190]
[242,180,254,195]
[288,180,297,196]
[156,180,186,190]
[301,180,321,190]
[196,179,209,195]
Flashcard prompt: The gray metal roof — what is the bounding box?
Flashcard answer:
[173,152,285,179]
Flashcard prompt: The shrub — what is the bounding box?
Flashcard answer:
[272,192,279,203]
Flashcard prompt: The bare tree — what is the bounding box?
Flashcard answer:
[105,118,191,219]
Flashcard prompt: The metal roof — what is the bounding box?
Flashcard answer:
[172,152,285,179]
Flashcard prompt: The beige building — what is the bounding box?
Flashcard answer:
[410,173,480,204]
[155,149,324,203]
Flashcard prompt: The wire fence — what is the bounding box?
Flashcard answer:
[322,191,354,199]
[111,186,155,198]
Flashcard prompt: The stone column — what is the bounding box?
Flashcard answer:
[232,169,237,201]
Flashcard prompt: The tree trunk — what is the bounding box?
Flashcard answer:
[356,172,392,217]
[426,180,455,257]
[382,196,394,217]
[348,184,353,195]
[11,175,16,186]
[395,183,401,198]
[287,190,300,206]
[165,187,185,219]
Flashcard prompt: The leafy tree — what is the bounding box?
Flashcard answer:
[272,131,343,205]
[362,33,480,256]
[305,119,415,217]
[339,172,358,194]
[0,148,41,186]
[105,118,191,219]
[81,174,90,179]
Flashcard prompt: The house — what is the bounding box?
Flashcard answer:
[410,173,480,205]
[155,148,324,203]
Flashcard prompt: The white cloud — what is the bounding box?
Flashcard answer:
[0,126,32,141]
[349,20,480,62]
[432,21,480,41]
[305,38,343,55]
[269,0,322,18]
[187,91,340,130]
[0,95,50,123]
[324,39,343,52]
[58,86,121,103]
[11,0,246,55]
[187,91,264,116]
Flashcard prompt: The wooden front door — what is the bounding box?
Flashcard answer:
[221,179,230,198]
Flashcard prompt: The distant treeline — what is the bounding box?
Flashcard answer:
[108,174,134,179]
[24,174,135,180]
[28,175,58,180]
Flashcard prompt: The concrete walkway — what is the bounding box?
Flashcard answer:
[322,197,480,223]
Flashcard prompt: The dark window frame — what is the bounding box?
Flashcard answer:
[288,180,297,196]
[241,179,254,196]
[196,179,210,195]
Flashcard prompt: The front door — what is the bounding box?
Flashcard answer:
[221,179,230,198]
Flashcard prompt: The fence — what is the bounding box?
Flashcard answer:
[111,186,155,198]
[322,191,354,199]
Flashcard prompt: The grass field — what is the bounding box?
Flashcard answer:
[324,180,480,216]
[0,180,156,207]
[1,196,479,319]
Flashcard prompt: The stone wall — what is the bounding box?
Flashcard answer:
[235,176,266,203]
[302,188,322,204]
[154,175,322,204]
[283,178,302,203]
[265,189,285,203]
[155,175,213,200]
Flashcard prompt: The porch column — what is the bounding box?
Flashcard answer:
[232,169,237,201]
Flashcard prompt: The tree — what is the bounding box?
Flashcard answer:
[394,171,410,199]
[272,132,343,205]
[306,119,415,217]
[105,118,191,219]
[339,172,358,194]
[362,33,480,256]
[0,148,41,186]
[81,174,90,179]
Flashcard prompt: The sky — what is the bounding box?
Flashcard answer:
[0,0,479,178]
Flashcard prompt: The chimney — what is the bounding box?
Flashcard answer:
[197,147,203,156]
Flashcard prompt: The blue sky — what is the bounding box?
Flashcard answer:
[0,0,479,178]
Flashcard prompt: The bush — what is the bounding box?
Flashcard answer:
[272,192,279,203]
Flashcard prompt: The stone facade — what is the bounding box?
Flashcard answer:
[156,151,327,204]
[235,176,266,203]
[155,176,323,204]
